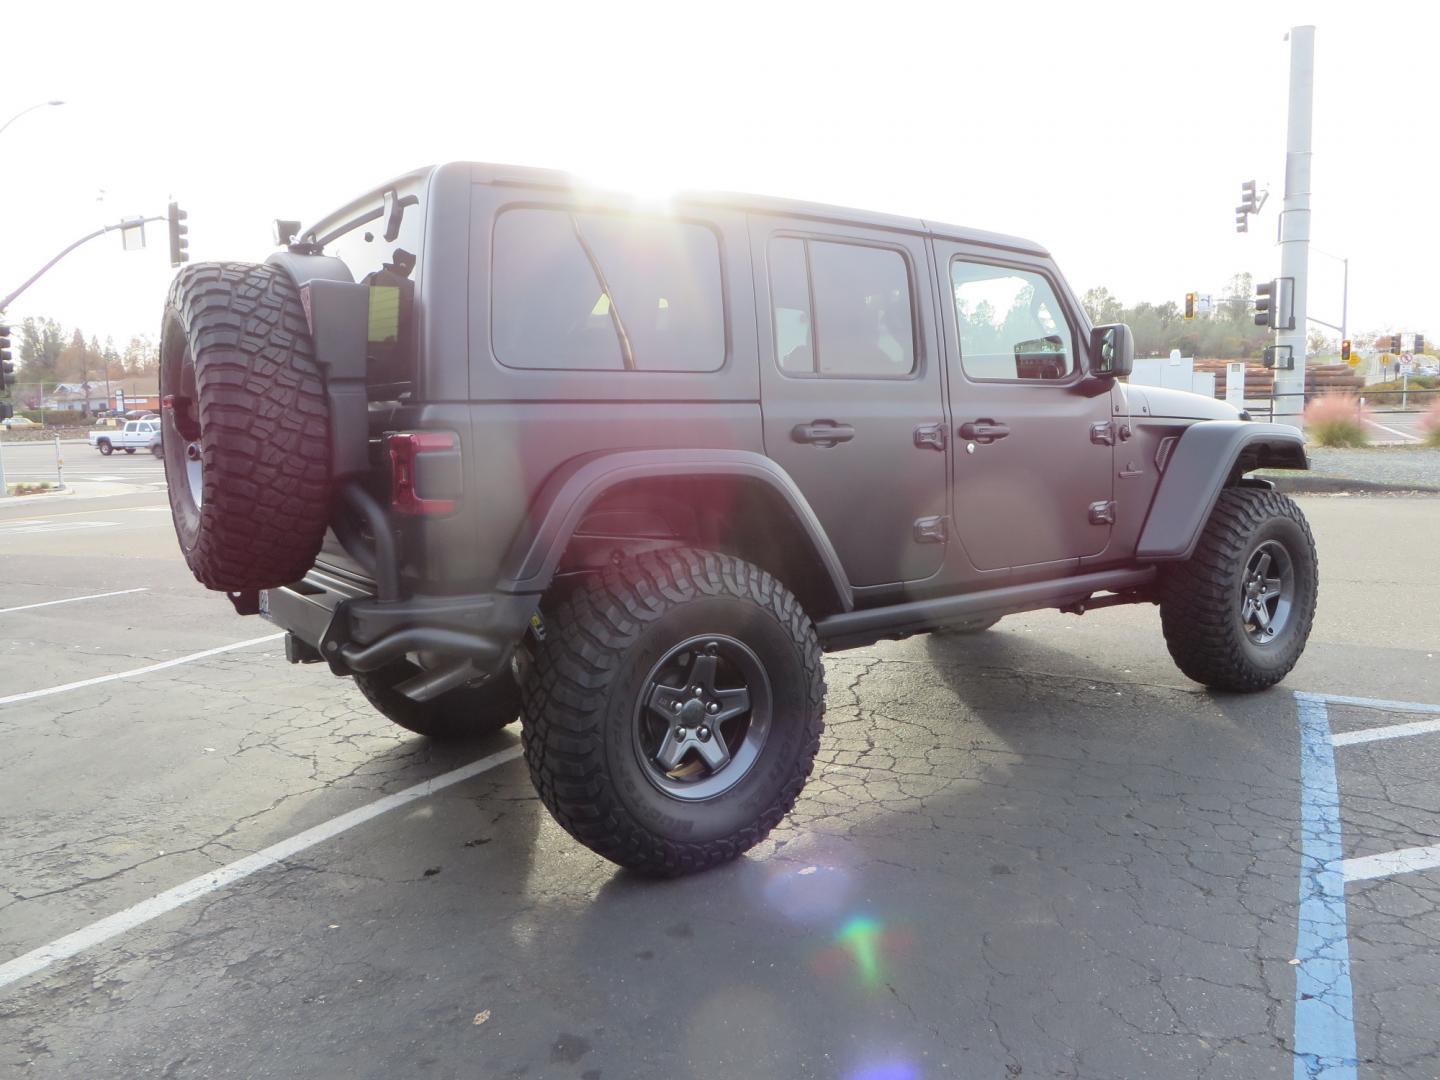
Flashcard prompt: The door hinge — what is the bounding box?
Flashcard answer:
[1090,420,1116,446]
[1088,500,1117,525]
[913,423,947,451]
[914,515,949,543]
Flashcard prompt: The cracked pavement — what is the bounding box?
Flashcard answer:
[1,491,1437,1079]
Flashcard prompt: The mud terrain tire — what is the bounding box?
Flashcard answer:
[1159,487,1318,692]
[520,548,826,876]
[159,262,331,590]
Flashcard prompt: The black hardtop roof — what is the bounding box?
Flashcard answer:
[302,163,1049,260]
[461,162,1050,258]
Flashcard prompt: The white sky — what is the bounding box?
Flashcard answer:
[2,0,1432,356]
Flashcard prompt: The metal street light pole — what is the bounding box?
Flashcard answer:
[0,99,65,138]
[1273,25,1315,431]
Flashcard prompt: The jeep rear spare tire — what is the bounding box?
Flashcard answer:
[160,262,332,591]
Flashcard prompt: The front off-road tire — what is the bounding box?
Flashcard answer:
[520,548,826,876]
[354,661,521,740]
[159,262,331,591]
[1159,487,1318,692]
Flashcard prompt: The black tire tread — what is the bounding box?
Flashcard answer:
[520,547,826,876]
[1159,487,1318,692]
[161,261,331,590]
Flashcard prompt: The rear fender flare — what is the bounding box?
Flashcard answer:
[498,449,854,613]
[1136,421,1308,561]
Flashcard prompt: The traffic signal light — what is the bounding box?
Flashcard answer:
[1340,339,1351,361]
[1235,208,1248,233]
[1184,292,1197,320]
[1254,278,1296,330]
[1240,181,1259,213]
[1416,333,1426,353]
[167,202,190,267]
[0,322,13,390]
[1254,281,1274,326]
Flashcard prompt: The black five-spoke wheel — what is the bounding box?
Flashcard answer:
[635,635,772,801]
[1240,540,1293,645]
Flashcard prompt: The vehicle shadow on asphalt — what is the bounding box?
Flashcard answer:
[6,638,1312,1080]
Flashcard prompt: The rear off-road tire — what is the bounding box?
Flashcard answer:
[1159,487,1318,692]
[159,262,331,590]
[354,662,521,740]
[98,439,113,456]
[520,548,826,876]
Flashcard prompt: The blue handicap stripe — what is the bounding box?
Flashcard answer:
[1293,695,1358,1080]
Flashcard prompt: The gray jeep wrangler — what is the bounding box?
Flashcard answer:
[159,162,1316,875]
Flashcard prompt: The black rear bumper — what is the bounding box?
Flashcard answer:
[261,565,537,681]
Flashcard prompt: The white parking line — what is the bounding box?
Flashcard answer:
[0,587,148,616]
[0,633,284,708]
[1363,419,1421,443]
[1295,692,1440,716]
[1343,844,1440,883]
[0,744,523,992]
[1331,719,1440,747]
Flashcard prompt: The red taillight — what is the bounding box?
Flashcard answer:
[387,431,459,515]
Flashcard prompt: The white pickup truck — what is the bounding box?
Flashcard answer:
[89,419,162,456]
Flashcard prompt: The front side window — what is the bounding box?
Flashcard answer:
[950,261,1076,381]
[768,237,915,378]
[492,209,725,372]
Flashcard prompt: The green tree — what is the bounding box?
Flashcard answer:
[1081,286,1124,325]
[18,316,65,378]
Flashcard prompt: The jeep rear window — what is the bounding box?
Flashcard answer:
[491,209,724,372]
[768,237,915,379]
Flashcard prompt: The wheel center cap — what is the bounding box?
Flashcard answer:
[679,698,706,725]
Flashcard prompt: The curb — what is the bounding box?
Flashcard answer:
[1268,474,1440,495]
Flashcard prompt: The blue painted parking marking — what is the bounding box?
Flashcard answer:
[1293,695,1357,1080]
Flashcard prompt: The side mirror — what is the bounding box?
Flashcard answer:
[1090,323,1134,379]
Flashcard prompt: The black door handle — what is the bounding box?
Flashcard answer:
[958,420,1010,443]
[792,421,855,447]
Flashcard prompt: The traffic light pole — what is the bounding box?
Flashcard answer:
[1273,25,1315,430]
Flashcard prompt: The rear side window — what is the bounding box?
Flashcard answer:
[492,209,725,372]
[950,260,1077,381]
[768,237,915,378]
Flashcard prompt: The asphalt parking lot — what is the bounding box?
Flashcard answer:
[2,484,1438,1079]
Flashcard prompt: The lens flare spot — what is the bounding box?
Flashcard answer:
[837,915,884,986]
[761,863,853,923]
[847,1064,921,1080]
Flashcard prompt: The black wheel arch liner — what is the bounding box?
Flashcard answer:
[496,448,855,613]
[1136,420,1308,562]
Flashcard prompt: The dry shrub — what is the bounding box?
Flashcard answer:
[1304,394,1370,448]
[1421,400,1440,448]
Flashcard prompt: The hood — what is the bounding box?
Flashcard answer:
[1115,383,1242,422]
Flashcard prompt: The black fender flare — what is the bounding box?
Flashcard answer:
[497,448,854,613]
[1136,421,1308,561]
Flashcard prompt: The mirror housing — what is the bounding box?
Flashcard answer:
[1090,323,1134,379]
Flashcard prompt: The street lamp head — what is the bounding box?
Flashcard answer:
[47,100,65,106]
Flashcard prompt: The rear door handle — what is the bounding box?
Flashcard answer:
[792,421,855,447]
[958,420,1010,443]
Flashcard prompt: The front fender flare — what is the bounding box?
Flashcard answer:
[497,449,854,613]
[1136,421,1308,561]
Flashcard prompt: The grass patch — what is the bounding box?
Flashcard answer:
[4,481,58,497]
